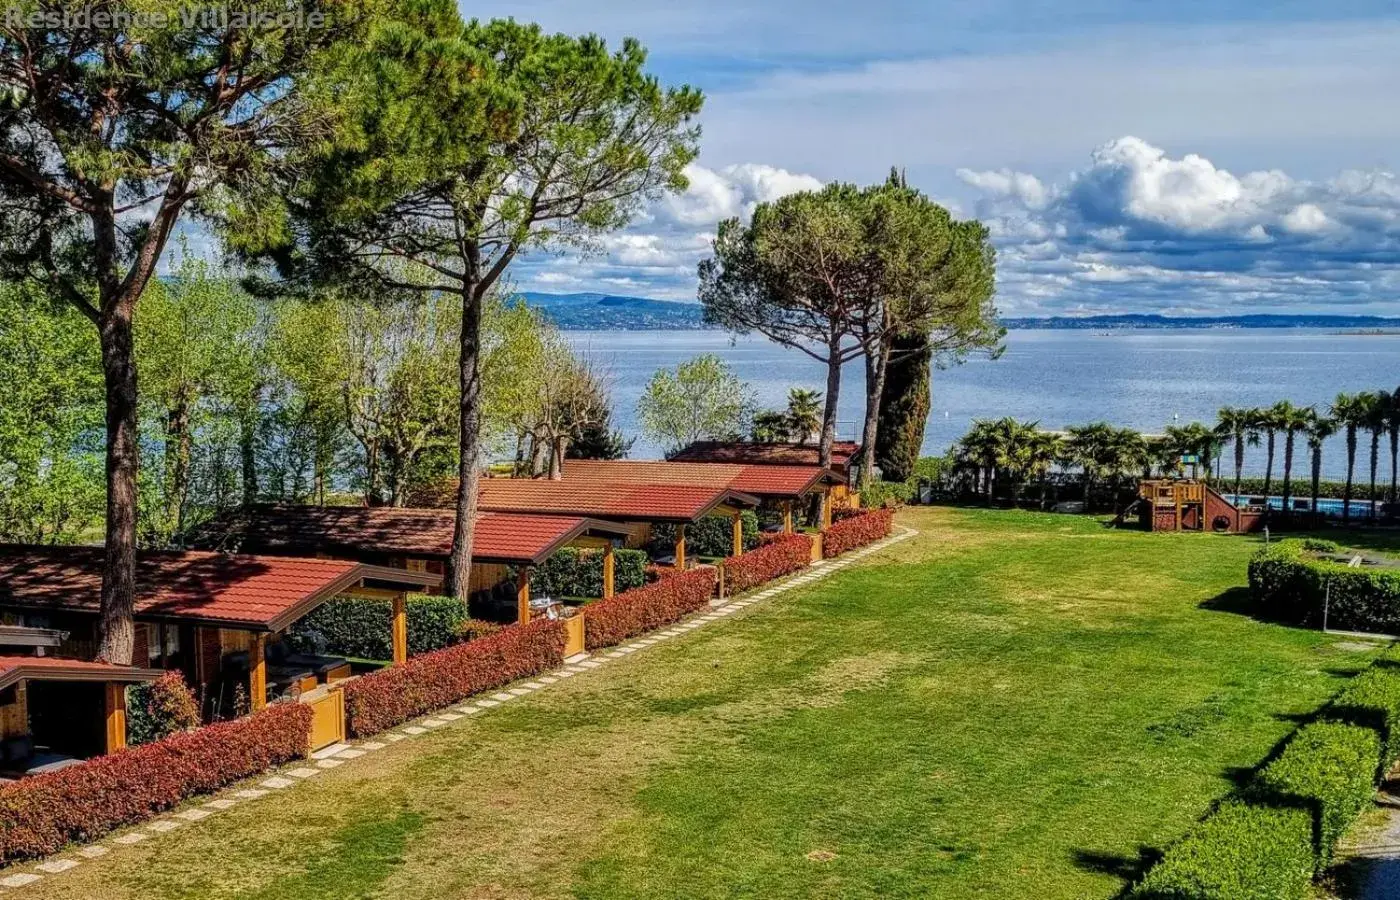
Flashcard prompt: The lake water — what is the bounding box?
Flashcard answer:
[566,328,1400,478]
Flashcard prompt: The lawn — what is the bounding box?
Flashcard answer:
[26,507,1396,900]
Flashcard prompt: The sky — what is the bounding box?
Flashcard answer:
[460,0,1400,317]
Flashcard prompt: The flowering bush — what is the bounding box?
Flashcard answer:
[0,702,311,864]
[822,507,895,558]
[341,618,566,737]
[721,533,812,594]
[585,567,717,650]
[126,672,200,746]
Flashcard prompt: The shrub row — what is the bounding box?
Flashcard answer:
[584,567,718,651]
[0,702,311,864]
[649,511,760,559]
[721,533,812,595]
[1248,539,1400,633]
[340,618,566,736]
[530,547,647,599]
[821,507,895,558]
[287,593,467,661]
[1130,656,1400,899]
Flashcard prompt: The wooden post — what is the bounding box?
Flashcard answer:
[602,542,616,599]
[103,683,127,753]
[249,633,267,712]
[731,512,744,558]
[516,568,531,624]
[674,525,687,570]
[820,492,832,530]
[391,593,409,664]
[783,501,794,534]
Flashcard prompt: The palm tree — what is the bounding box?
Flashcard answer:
[1024,431,1063,509]
[1065,422,1115,510]
[1389,386,1400,506]
[1215,406,1260,498]
[1164,422,1218,482]
[1271,401,1314,513]
[785,388,823,445]
[1364,391,1388,521]
[1305,411,1337,520]
[955,419,1002,501]
[1330,392,1368,525]
[1259,404,1286,495]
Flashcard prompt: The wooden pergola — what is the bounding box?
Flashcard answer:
[188,506,635,626]
[0,652,161,756]
[0,546,440,715]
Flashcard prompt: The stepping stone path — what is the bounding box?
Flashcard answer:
[7,526,915,892]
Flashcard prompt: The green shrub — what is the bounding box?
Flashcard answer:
[1129,801,1314,900]
[861,479,917,509]
[650,511,760,559]
[1324,665,1400,772]
[1247,539,1400,632]
[287,593,467,660]
[529,547,647,598]
[126,673,200,746]
[1246,721,1380,865]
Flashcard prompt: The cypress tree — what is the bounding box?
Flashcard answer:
[876,331,933,482]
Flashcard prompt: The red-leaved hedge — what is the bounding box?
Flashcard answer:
[721,533,812,594]
[585,567,718,650]
[341,618,566,736]
[821,507,895,558]
[0,701,312,864]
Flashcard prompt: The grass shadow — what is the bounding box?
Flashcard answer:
[1196,586,1301,628]
[1070,846,1161,896]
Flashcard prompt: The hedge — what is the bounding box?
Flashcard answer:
[1247,539,1400,632]
[721,533,812,595]
[0,702,311,864]
[821,507,895,558]
[584,567,718,651]
[530,547,647,599]
[287,593,467,660]
[1131,661,1400,895]
[1324,663,1400,772]
[1246,721,1380,865]
[340,618,566,736]
[650,511,760,559]
[1128,801,1314,900]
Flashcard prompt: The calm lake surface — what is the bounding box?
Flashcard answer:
[565,328,1400,477]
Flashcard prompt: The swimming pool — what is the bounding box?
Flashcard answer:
[1221,493,1382,519]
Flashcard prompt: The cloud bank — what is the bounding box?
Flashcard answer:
[957,137,1400,315]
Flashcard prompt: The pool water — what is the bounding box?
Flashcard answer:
[1221,493,1382,519]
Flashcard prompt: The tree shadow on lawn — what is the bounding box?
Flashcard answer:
[1070,846,1162,896]
[1196,586,1299,627]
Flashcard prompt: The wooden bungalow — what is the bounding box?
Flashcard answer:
[557,459,846,531]
[669,440,863,510]
[0,627,161,771]
[473,478,760,570]
[188,505,634,625]
[0,546,439,719]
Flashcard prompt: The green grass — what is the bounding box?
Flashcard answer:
[28,507,1399,900]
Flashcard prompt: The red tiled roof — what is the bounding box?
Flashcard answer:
[670,441,860,471]
[477,479,757,522]
[189,506,631,565]
[559,459,841,498]
[0,546,439,632]
[0,655,162,691]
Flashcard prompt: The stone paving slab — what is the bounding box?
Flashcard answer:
[112,832,149,845]
[146,819,183,833]
[259,776,294,790]
[316,758,344,769]
[234,788,269,800]
[0,872,43,887]
[174,808,213,822]
[205,798,238,810]
[76,845,109,859]
[36,858,78,874]
[361,741,387,750]
[402,726,426,736]
[286,767,319,779]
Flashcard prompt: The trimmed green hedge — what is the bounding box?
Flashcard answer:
[530,547,647,599]
[650,511,760,559]
[1247,539,1400,632]
[1324,662,1400,772]
[1247,721,1380,865]
[1129,801,1314,900]
[287,594,466,661]
[1132,659,1400,896]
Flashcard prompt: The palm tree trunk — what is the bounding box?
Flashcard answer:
[1370,433,1380,521]
[1263,432,1276,495]
[1281,431,1295,513]
[1343,430,1357,525]
[1310,447,1322,521]
[1234,436,1244,498]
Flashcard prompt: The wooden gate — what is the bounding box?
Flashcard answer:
[303,689,345,753]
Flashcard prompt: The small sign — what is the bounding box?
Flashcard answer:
[1180,454,1199,464]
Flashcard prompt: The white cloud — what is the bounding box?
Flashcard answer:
[959,136,1400,314]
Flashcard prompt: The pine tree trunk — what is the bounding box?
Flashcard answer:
[97,299,139,665]
[858,343,890,489]
[818,339,842,470]
[164,396,192,535]
[448,283,484,602]
[240,387,259,508]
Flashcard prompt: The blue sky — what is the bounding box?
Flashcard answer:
[463,0,1400,316]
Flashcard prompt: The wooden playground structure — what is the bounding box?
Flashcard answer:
[1131,479,1265,534]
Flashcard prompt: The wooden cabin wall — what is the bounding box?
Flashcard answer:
[0,683,28,739]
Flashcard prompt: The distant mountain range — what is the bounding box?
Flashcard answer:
[516,292,1400,332]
